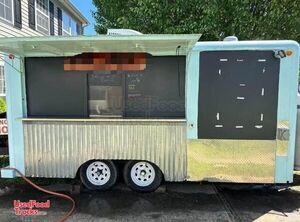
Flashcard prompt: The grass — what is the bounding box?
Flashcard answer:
[0,155,8,168]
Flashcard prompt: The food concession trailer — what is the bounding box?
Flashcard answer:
[0,35,299,192]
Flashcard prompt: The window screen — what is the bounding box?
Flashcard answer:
[25,56,185,119]
[25,57,88,118]
[124,56,185,118]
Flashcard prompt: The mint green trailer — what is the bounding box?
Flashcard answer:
[0,35,299,192]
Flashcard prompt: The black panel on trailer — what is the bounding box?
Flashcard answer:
[124,56,186,118]
[25,56,185,118]
[198,50,280,140]
[25,57,88,117]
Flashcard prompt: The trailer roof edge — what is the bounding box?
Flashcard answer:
[0,34,201,57]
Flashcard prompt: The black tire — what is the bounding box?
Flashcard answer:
[80,160,117,191]
[123,160,162,192]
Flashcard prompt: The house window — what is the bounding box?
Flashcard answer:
[62,11,77,36]
[71,19,77,35]
[0,66,5,95]
[62,11,70,35]
[0,0,13,23]
[36,0,49,35]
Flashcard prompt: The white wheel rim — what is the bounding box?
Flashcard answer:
[130,162,156,187]
[86,161,111,186]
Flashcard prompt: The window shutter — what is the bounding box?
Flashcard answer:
[57,7,62,35]
[49,1,54,35]
[14,0,22,29]
[28,0,35,30]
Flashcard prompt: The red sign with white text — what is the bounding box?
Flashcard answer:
[0,118,7,135]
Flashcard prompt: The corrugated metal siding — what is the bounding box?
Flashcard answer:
[23,120,187,181]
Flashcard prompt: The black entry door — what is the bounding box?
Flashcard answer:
[198,50,280,140]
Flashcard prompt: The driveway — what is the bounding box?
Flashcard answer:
[0,177,300,222]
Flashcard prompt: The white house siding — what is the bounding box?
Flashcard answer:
[0,0,85,95]
[0,0,42,37]
[0,0,83,37]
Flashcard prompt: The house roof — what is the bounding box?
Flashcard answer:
[61,0,89,26]
[0,34,201,57]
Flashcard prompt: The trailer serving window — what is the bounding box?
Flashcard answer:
[1,34,200,119]
[25,53,186,118]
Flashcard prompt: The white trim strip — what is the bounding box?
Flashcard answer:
[220,59,228,62]
[235,126,244,129]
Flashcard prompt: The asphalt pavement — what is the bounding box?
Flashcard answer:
[0,177,300,222]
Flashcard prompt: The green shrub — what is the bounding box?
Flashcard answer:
[0,155,9,168]
[0,98,6,113]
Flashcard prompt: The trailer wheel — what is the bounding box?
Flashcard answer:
[123,160,162,192]
[80,160,117,191]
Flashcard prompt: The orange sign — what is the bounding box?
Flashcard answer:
[64,53,147,71]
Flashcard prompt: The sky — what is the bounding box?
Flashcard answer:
[70,0,97,35]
